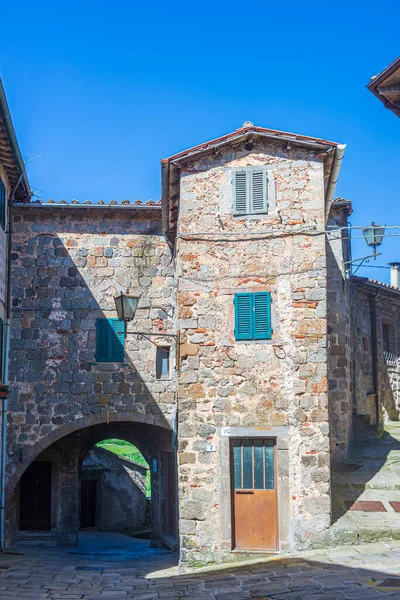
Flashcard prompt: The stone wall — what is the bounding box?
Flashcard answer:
[326,206,352,458]
[7,205,176,491]
[81,446,148,533]
[353,285,400,425]
[0,159,10,313]
[175,139,332,563]
[0,157,11,511]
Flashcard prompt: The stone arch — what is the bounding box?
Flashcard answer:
[6,411,172,496]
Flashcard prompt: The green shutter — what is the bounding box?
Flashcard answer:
[0,318,4,381]
[234,293,253,340]
[96,319,110,361]
[251,170,268,214]
[254,292,272,339]
[96,318,125,362]
[109,319,125,361]
[233,171,248,215]
[0,179,5,230]
[234,292,272,341]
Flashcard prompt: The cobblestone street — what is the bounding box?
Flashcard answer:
[3,539,400,599]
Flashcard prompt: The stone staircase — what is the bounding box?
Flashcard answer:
[331,421,400,544]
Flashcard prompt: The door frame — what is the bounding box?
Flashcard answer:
[229,436,279,552]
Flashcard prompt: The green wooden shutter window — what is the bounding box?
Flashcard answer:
[0,318,4,381]
[96,318,125,362]
[254,292,272,339]
[109,319,125,362]
[0,179,6,230]
[234,292,272,340]
[233,171,248,215]
[234,293,253,340]
[251,170,268,214]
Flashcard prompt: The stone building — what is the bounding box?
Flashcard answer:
[7,202,177,549]
[2,116,399,565]
[80,446,148,533]
[0,79,30,551]
[352,272,400,427]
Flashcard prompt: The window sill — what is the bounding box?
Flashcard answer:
[90,362,129,366]
[233,213,269,219]
[234,338,281,345]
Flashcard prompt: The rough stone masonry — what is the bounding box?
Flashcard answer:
[173,138,333,563]
[5,123,362,565]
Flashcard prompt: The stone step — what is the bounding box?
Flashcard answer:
[333,488,400,506]
[15,531,58,547]
[331,514,400,546]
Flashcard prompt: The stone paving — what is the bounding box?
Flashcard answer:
[3,536,400,599]
[331,422,400,545]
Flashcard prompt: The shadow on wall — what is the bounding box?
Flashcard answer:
[80,444,149,534]
[7,215,177,546]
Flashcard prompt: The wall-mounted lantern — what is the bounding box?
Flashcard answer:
[113,291,180,369]
[362,222,385,258]
[343,221,385,278]
[114,291,141,322]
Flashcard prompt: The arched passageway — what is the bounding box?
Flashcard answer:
[9,420,178,552]
[80,439,150,534]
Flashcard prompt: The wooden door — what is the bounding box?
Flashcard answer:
[231,439,278,551]
[19,461,52,531]
[80,480,97,528]
[161,452,177,536]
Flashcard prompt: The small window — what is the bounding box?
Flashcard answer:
[233,168,268,216]
[95,319,125,362]
[0,178,6,230]
[232,439,275,490]
[382,321,396,364]
[156,347,170,379]
[234,292,272,341]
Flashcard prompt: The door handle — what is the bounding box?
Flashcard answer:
[236,490,254,494]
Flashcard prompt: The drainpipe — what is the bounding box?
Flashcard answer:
[370,292,380,426]
[325,144,346,221]
[0,173,24,552]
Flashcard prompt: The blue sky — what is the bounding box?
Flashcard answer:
[1,0,399,281]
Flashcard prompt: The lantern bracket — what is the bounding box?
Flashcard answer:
[124,326,180,370]
[343,252,382,279]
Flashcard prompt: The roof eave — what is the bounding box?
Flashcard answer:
[165,127,338,165]
[367,57,400,116]
[0,79,30,199]
[367,56,400,92]
[353,276,400,297]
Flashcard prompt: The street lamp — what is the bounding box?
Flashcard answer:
[113,291,180,366]
[114,291,141,322]
[362,222,385,258]
[342,221,385,278]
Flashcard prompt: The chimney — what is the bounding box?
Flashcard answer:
[389,262,400,288]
